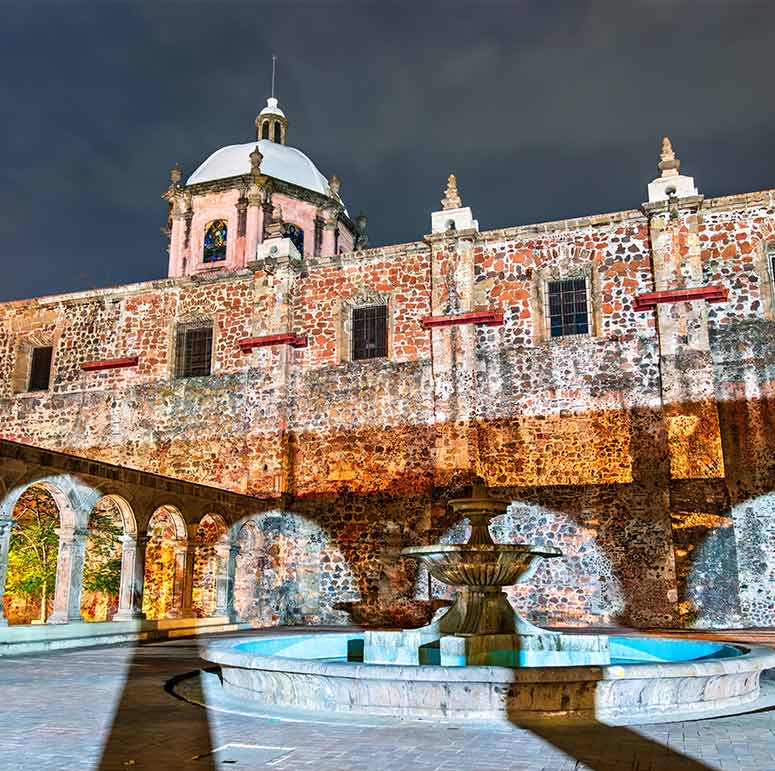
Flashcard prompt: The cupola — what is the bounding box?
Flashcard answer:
[255,97,288,145]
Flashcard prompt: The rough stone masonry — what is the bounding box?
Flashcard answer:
[2,129,775,632]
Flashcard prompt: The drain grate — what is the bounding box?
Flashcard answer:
[193,743,295,767]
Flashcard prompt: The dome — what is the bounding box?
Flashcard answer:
[186,139,332,197]
[258,96,285,119]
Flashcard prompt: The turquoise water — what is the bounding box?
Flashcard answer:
[234,634,742,667]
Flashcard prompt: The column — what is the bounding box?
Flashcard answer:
[48,527,90,624]
[213,542,240,622]
[166,541,197,619]
[0,518,13,626]
[113,535,148,621]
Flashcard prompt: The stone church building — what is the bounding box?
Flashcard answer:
[1,96,775,632]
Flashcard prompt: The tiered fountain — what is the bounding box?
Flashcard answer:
[365,480,609,667]
[202,481,775,724]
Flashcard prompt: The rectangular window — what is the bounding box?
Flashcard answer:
[28,346,53,391]
[352,305,387,360]
[175,325,213,378]
[547,278,589,338]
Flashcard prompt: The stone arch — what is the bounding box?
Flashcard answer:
[232,510,348,628]
[3,482,66,624]
[80,495,135,622]
[142,505,186,619]
[6,474,80,530]
[192,512,229,616]
[234,520,260,622]
[95,493,137,539]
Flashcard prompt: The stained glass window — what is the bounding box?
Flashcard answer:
[547,278,589,338]
[203,220,227,263]
[285,224,304,256]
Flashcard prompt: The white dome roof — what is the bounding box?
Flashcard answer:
[259,97,286,119]
[187,139,332,197]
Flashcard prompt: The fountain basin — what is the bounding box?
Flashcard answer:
[203,632,775,725]
[401,544,562,586]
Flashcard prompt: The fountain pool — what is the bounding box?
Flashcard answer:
[203,631,775,724]
[202,481,775,724]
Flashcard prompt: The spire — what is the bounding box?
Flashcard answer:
[441,174,462,210]
[657,136,681,177]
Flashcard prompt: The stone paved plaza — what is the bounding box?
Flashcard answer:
[2,631,775,771]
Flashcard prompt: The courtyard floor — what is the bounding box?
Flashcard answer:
[1,629,775,771]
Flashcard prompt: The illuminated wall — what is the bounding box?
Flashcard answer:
[2,189,775,628]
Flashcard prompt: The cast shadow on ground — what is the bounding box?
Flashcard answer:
[96,640,214,771]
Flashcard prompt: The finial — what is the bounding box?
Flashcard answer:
[170,162,182,186]
[329,174,341,199]
[354,211,369,250]
[249,145,263,176]
[271,54,278,99]
[441,174,462,210]
[658,136,681,177]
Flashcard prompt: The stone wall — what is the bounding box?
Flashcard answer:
[3,190,775,629]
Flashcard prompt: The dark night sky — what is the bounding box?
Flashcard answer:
[1,1,774,302]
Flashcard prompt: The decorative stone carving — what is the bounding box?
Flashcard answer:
[328,175,341,200]
[170,162,183,186]
[658,136,680,177]
[353,212,369,250]
[249,145,263,177]
[265,204,285,239]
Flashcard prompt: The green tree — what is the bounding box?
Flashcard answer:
[82,511,123,596]
[6,499,59,623]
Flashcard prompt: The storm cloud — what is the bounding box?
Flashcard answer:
[1,0,773,301]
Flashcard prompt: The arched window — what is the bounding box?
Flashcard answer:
[203,219,227,263]
[273,122,282,143]
[285,223,304,256]
[261,122,269,140]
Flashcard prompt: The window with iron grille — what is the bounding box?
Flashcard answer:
[547,277,589,338]
[28,346,53,391]
[175,325,213,378]
[352,305,387,360]
[769,244,775,289]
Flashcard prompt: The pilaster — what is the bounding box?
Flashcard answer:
[426,174,482,484]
